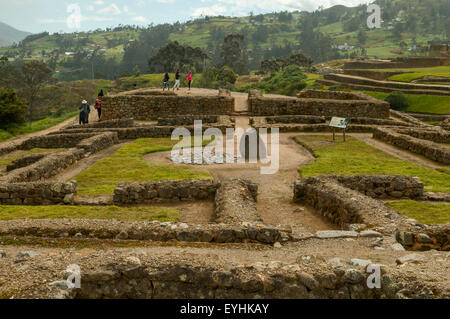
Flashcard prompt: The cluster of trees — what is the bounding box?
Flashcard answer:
[0,58,54,127]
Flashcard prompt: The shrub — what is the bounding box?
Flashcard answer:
[0,88,28,129]
[217,66,237,85]
[259,65,307,96]
[385,92,409,111]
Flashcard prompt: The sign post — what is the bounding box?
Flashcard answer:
[329,117,350,142]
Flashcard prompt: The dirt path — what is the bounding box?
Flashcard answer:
[145,131,335,233]
[353,134,449,171]
[0,116,78,150]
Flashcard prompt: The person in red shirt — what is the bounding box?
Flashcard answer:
[95,97,102,120]
[185,72,193,91]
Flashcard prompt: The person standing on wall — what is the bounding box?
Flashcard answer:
[163,72,170,91]
[95,96,102,121]
[185,72,193,91]
[173,70,181,91]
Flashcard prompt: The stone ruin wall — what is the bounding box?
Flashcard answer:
[113,179,219,205]
[0,181,77,205]
[343,56,450,70]
[373,127,450,164]
[67,259,440,299]
[101,94,235,121]
[0,132,119,184]
[248,95,390,119]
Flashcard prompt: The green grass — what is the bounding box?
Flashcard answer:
[295,135,450,193]
[385,66,450,82]
[363,91,450,115]
[74,138,212,196]
[386,200,450,225]
[0,205,180,222]
[0,111,78,143]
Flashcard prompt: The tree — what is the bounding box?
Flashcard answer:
[0,88,28,128]
[148,41,207,73]
[282,52,313,69]
[18,61,54,125]
[357,29,367,45]
[0,57,20,89]
[392,23,403,41]
[220,34,248,74]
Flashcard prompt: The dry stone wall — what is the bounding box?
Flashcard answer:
[6,153,47,172]
[0,219,286,245]
[293,176,411,233]
[67,259,440,299]
[249,91,390,119]
[54,124,233,140]
[0,149,85,183]
[65,118,135,130]
[324,74,450,92]
[0,181,77,205]
[373,127,450,164]
[296,90,368,100]
[157,115,220,126]
[101,94,235,121]
[76,132,119,154]
[113,179,219,205]
[343,57,450,69]
[19,133,97,150]
[392,128,450,144]
[214,179,261,225]
[321,175,424,199]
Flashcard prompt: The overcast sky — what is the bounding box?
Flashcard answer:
[0,0,372,33]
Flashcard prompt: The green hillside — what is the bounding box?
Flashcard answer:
[0,0,448,81]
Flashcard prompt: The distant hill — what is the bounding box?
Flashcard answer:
[0,22,32,47]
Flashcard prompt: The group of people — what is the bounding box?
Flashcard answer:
[163,70,193,91]
[79,90,103,125]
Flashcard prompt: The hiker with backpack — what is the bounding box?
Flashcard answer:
[163,72,170,91]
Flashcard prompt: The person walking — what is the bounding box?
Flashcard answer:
[95,96,102,120]
[185,72,193,91]
[82,100,91,124]
[163,72,170,91]
[79,100,87,125]
[173,70,181,91]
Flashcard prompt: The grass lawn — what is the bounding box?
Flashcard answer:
[74,138,212,196]
[294,135,450,193]
[386,200,450,225]
[363,91,450,115]
[0,205,180,222]
[0,111,78,143]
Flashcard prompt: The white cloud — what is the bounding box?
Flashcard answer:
[87,5,95,11]
[192,4,227,17]
[132,16,149,23]
[94,1,104,5]
[217,0,368,12]
[98,4,121,15]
